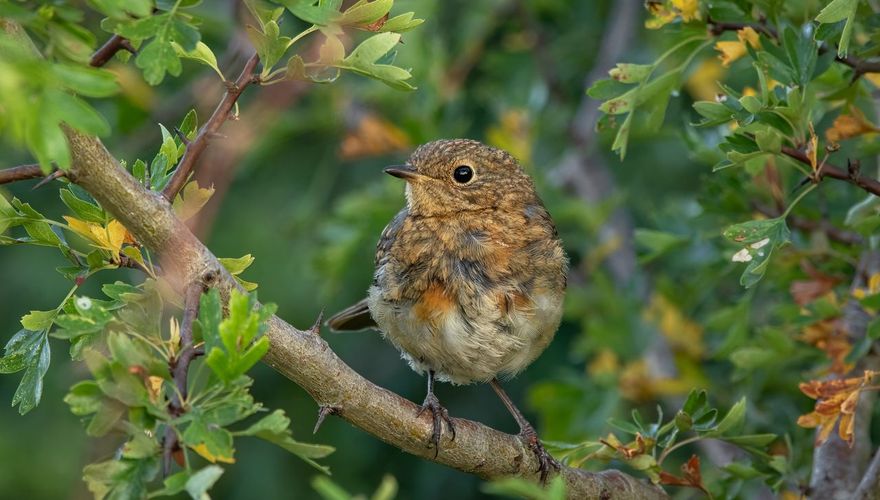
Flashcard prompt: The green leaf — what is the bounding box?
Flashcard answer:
[182,412,236,463]
[239,409,335,470]
[313,476,354,500]
[608,63,652,84]
[720,433,777,447]
[60,188,105,223]
[816,0,858,22]
[83,458,159,500]
[0,329,51,414]
[709,397,747,436]
[172,41,223,78]
[335,32,415,90]
[186,465,224,498]
[279,0,342,25]
[245,21,292,72]
[52,65,120,97]
[219,254,255,275]
[64,380,103,416]
[202,290,277,382]
[379,12,424,33]
[724,217,790,287]
[20,310,56,331]
[371,475,398,500]
[137,38,182,85]
[338,0,393,26]
[46,91,110,137]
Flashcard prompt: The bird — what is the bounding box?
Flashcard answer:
[328,138,568,480]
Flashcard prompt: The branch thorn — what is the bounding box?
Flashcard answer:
[310,308,325,336]
[313,405,340,434]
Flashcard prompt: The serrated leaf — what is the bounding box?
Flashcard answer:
[1,329,50,414]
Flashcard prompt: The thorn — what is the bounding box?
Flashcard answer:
[791,176,812,194]
[313,405,340,434]
[32,170,64,190]
[848,159,861,180]
[120,39,137,55]
[173,127,191,145]
[310,309,325,335]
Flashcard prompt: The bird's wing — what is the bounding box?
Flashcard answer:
[327,298,377,332]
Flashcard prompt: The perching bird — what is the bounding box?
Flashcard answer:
[328,139,568,479]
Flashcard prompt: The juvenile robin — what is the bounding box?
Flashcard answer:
[328,139,568,479]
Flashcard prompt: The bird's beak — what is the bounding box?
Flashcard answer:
[384,165,421,181]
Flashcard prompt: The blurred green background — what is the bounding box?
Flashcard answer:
[0,0,811,498]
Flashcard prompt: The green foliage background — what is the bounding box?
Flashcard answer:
[2,0,880,498]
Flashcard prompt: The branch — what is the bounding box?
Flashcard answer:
[0,164,43,185]
[89,34,135,68]
[163,281,203,475]
[781,146,880,197]
[161,52,261,201]
[59,127,667,499]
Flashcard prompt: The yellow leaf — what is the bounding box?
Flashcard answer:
[63,216,97,242]
[866,73,880,87]
[645,2,677,29]
[671,0,699,21]
[191,443,236,464]
[173,181,215,222]
[715,27,760,67]
[806,122,818,173]
[643,293,704,358]
[797,370,877,446]
[825,108,879,146]
[106,220,126,256]
[145,376,164,404]
[486,109,532,164]
[685,59,724,101]
[588,348,619,376]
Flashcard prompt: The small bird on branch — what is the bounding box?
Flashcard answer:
[329,139,568,481]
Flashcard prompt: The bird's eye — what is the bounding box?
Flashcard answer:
[453,165,474,184]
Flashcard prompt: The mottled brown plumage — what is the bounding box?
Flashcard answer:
[328,139,568,480]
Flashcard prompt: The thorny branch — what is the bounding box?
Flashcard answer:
[781,146,880,197]
[161,53,262,201]
[162,281,205,475]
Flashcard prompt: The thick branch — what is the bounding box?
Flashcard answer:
[60,128,666,499]
[90,34,135,67]
[161,53,261,201]
[781,146,880,197]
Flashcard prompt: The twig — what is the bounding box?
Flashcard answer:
[89,34,135,68]
[161,53,261,201]
[752,202,863,245]
[781,146,880,197]
[0,164,44,185]
[162,281,203,475]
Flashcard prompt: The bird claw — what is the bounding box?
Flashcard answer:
[417,392,455,457]
[520,429,559,484]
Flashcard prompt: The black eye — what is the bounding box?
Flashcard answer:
[453,165,473,183]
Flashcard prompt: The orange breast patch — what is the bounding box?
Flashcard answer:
[413,283,455,323]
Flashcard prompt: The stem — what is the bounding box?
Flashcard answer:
[657,436,703,465]
[782,183,817,219]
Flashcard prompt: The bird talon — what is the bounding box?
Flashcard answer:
[418,392,455,457]
[520,429,559,484]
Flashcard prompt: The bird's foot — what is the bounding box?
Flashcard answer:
[416,392,456,457]
[520,427,560,484]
